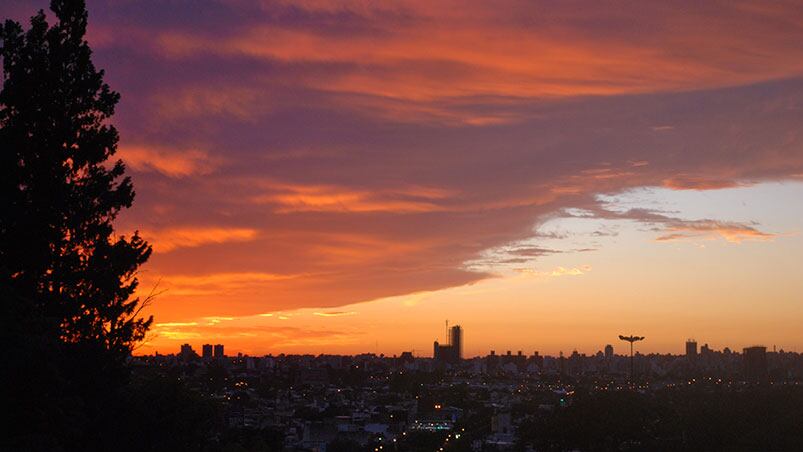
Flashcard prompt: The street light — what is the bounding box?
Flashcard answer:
[618,335,645,381]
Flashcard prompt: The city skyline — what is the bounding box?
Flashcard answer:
[160,324,782,360]
[3,1,802,357]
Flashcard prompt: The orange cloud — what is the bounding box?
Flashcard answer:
[151,272,298,296]
[154,322,198,327]
[252,183,454,213]
[144,2,803,103]
[141,227,259,252]
[313,311,357,317]
[662,175,750,191]
[655,221,775,243]
[118,145,219,177]
[80,1,803,127]
[150,86,272,121]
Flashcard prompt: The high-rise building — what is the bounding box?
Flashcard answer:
[604,344,614,359]
[202,344,213,359]
[743,346,767,382]
[213,344,225,358]
[433,323,463,363]
[450,325,463,361]
[685,339,698,359]
[179,343,197,361]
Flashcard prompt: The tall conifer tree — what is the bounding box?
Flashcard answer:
[1,0,152,356]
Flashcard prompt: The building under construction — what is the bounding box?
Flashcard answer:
[434,323,463,363]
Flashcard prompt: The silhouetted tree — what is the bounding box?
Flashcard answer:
[1,1,153,449]
[0,0,151,355]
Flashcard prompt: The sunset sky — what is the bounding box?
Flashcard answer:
[4,0,803,357]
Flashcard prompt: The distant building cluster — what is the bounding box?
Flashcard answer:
[181,343,225,361]
[164,327,787,385]
[131,323,803,450]
[743,345,768,382]
[131,327,802,451]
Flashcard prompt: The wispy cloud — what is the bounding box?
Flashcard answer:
[142,227,259,253]
[135,2,803,106]
[313,311,357,317]
[655,220,774,243]
[251,183,454,213]
[566,206,776,244]
[662,175,750,191]
[203,316,235,325]
[118,145,219,177]
[515,265,592,277]
[152,272,299,297]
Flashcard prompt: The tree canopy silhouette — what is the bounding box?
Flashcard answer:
[0,2,162,450]
[0,0,151,356]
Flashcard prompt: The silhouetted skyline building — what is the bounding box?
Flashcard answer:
[202,344,213,359]
[451,324,463,360]
[743,346,767,382]
[686,339,697,360]
[434,323,463,363]
[180,343,197,361]
[604,344,614,359]
[214,344,225,358]
[399,351,415,364]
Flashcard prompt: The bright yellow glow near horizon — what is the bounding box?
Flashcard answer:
[139,184,803,357]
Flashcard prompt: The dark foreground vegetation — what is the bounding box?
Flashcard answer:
[516,384,803,451]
